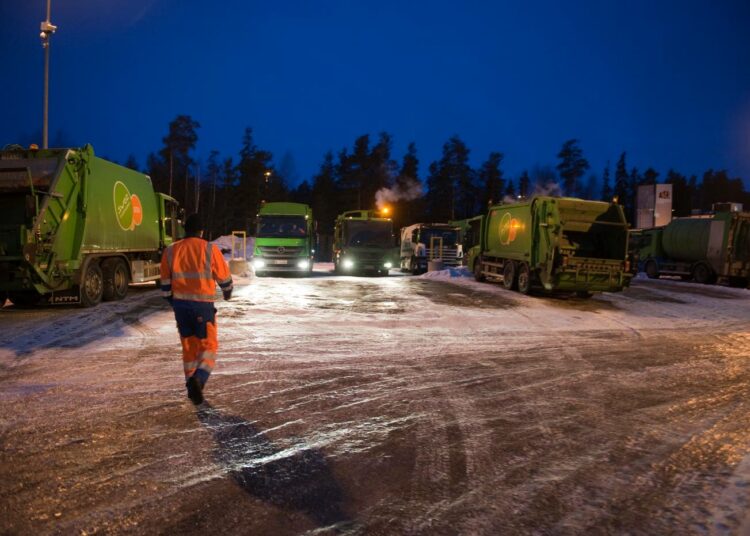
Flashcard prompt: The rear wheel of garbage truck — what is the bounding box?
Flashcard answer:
[102,258,129,301]
[575,291,593,299]
[502,260,518,291]
[80,260,104,307]
[692,262,714,285]
[517,262,532,295]
[8,291,43,307]
[473,258,485,282]
[410,257,419,275]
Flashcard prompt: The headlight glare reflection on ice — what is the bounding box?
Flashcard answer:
[253,259,265,269]
[342,259,354,270]
[297,259,310,269]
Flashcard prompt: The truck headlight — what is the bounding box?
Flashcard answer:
[253,259,265,269]
[297,259,310,269]
[383,262,393,269]
[342,259,354,270]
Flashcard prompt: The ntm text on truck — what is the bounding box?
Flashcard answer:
[252,202,315,276]
[468,196,631,296]
[399,223,462,274]
[632,207,750,287]
[0,145,181,307]
[333,209,396,276]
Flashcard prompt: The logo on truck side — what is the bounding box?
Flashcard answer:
[498,212,522,245]
[113,181,143,231]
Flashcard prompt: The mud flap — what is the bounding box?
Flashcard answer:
[50,287,81,305]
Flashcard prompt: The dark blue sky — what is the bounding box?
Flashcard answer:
[2,0,749,188]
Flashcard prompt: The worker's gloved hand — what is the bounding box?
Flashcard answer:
[222,289,232,301]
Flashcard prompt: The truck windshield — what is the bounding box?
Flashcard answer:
[344,220,393,247]
[420,228,458,246]
[257,215,308,238]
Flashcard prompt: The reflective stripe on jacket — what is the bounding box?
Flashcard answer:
[160,237,233,302]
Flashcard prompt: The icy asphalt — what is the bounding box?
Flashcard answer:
[1,267,749,535]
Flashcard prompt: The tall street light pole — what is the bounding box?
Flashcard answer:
[40,0,57,149]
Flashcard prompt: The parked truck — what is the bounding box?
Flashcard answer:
[450,215,483,265]
[467,196,632,296]
[333,209,396,275]
[632,209,750,287]
[252,202,315,276]
[0,144,181,307]
[399,223,462,274]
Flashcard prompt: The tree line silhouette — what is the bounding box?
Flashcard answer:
[127,115,750,244]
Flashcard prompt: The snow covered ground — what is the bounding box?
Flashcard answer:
[1,268,749,534]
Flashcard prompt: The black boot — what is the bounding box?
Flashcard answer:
[186,376,204,405]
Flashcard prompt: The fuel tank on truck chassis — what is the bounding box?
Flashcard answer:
[253,202,315,275]
[333,209,396,276]
[0,144,177,306]
[475,196,631,294]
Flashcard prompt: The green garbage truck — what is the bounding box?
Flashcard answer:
[0,144,181,306]
[467,196,632,296]
[633,208,750,287]
[333,209,396,276]
[252,202,315,276]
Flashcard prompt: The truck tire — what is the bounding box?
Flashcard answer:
[645,260,660,279]
[102,258,129,301]
[473,258,485,282]
[410,258,419,275]
[517,262,532,294]
[80,261,104,307]
[575,291,593,299]
[692,263,714,285]
[502,260,518,291]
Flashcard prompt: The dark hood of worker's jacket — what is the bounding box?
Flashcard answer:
[161,232,233,404]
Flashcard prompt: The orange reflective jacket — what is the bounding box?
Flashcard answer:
[160,237,233,302]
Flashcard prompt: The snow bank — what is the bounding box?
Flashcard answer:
[418,266,473,280]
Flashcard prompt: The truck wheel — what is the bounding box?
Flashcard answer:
[645,260,660,279]
[80,261,104,307]
[502,261,518,291]
[517,263,532,294]
[102,258,129,301]
[7,291,42,307]
[692,263,714,285]
[575,291,593,299]
[473,259,485,282]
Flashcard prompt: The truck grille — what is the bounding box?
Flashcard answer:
[258,245,303,258]
[425,246,460,265]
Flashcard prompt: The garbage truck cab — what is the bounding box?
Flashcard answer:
[252,202,315,276]
[333,209,396,276]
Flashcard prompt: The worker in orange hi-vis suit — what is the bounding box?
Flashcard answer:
[160,213,233,404]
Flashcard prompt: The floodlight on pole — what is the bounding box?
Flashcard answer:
[40,0,57,149]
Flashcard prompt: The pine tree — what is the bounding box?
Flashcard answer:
[157,115,200,207]
[556,139,590,196]
[518,171,530,199]
[234,127,273,232]
[124,154,139,171]
[665,169,689,217]
[425,136,474,220]
[601,162,612,201]
[312,151,339,236]
[641,167,659,186]
[478,152,505,208]
[392,142,422,228]
[505,178,516,199]
[613,153,629,209]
